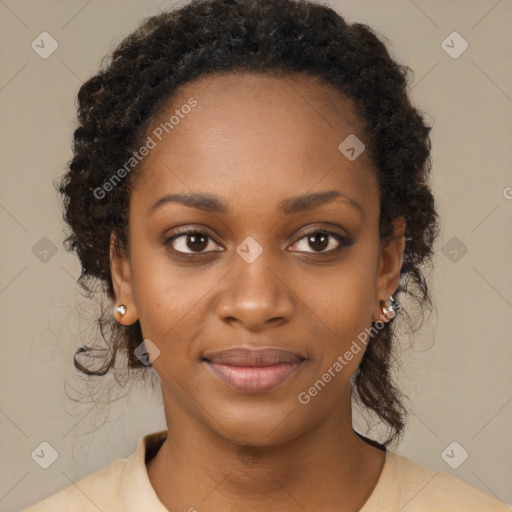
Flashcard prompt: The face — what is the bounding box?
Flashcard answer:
[111,72,405,446]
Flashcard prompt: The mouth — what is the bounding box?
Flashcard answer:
[201,347,306,393]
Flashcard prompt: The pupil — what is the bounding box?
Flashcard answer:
[188,234,208,251]
[310,233,328,251]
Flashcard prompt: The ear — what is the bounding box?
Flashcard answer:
[372,217,406,323]
[110,232,139,325]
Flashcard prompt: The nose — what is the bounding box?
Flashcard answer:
[216,252,295,331]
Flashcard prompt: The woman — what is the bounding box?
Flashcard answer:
[24,0,509,510]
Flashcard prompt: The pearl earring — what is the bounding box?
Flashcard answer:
[381,295,396,318]
[115,305,127,316]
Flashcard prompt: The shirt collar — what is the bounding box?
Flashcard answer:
[119,429,169,512]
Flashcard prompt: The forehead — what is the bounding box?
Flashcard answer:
[131,72,379,217]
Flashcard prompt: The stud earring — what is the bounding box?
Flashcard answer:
[115,305,127,316]
[381,295,396,319]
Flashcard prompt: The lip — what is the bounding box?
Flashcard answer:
[202,347,305,366]
[202,347,306,393]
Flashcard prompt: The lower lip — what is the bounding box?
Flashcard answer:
[204,361,304,393]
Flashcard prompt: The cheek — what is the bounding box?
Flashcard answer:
[300,253,378,376]
[128,240,216,367]
[299,259,376,334]
[128,240,183,341]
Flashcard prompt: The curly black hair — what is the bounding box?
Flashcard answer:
[58,0,440,446]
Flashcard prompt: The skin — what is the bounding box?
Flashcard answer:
[111,72,406,512]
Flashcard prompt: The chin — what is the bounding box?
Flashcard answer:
[207,400,314,448]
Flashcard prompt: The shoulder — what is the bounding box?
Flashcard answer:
[22,456,127,512]
[364,450,510,511]
[22,430,168,512]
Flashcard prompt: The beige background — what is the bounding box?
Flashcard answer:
[1,0,511,510]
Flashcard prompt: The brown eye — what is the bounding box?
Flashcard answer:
[307,233,329,251]
[165,229,223,254]
[290,230,353,254]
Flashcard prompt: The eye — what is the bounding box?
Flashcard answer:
[164,228,223,254]
[289,230,353,254]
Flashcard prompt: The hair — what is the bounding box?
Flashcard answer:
[58,0,440,446]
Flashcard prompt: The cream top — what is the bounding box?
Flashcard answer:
[24,430,510,511]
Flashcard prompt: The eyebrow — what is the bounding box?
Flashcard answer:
[149,190,363,218]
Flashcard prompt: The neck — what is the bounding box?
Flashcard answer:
[147,390,386,512]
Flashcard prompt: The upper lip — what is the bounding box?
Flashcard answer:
[202,347,305,367]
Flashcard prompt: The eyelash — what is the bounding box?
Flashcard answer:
[164,227,354,256]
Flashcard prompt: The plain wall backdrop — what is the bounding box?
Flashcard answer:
[0,0,511,510]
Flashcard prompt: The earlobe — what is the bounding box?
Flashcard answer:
[110,232,139,325]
